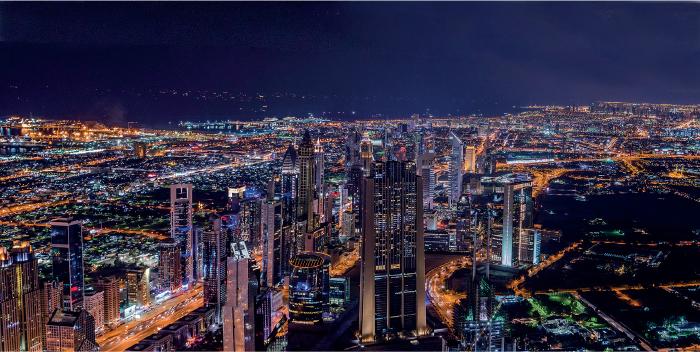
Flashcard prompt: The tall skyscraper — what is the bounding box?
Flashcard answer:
[297,130,316,230]
[222,243,257,352]
[345,130,362,179]
[45,309,98,352]
[158,238,182,292]
[501,179,533,267]
[348,165,365,239]
[464,145,476,173]
[203,214,228,325]
[359,132,373,177]
[50,216,84,311]
[449,131,464,205]
[0,241,43,352]
[502,182,514,266]
[281,142,299,197]
[171,183,193,284]
[254,287,273,351]
[92,277,119,326]
[314,138,325,199]
[359,161,427,342]
[126,267,150,309]
[418,152,436,210]
[518,228,540,265]
[289,252,330,325]
[261,195,284,287]
[84,290,104,335]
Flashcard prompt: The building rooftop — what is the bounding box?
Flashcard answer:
[48,309,80,326]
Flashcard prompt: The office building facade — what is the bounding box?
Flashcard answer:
[359,161,427,342]
[50,216,85,311]
[289,252,330,325]
[158,238,182,292]
[170,183,193,284]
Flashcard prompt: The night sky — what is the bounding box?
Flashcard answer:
[1,2,700,125]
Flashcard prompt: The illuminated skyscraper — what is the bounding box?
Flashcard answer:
[281,142,299,197]
[223,243,257,352]
[464,146,476,173]
[50,216,84,311]
[359,161,427,342]
[126,267,150,309]
[418,152,436,210]
[289,252,330,325]
[84,290,104,335]
[345,130,362,179]
[314,138,325,199]
[359,132,373,177]
[203,214,228,325]
[501,179,533,267]
[297,130,316,229]
[158,238,182,292]
[0,241,44,352]
[449,131,463,205]
[518,228,540,265]
[262,196,284,287]
[170,183,193,283]
[92,277,119,326]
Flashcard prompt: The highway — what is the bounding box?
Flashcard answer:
[425,257,469,328]
[98,287,203,351]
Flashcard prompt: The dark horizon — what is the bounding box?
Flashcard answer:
[2,2,700,125]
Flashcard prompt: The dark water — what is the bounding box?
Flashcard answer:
[537,192,700,242]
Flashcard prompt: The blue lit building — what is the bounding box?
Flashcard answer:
[50,216,84,311]
[289,252,330,325]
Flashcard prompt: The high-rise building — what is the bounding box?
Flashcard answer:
[171,183,193,284]
[297,130,316,230]
[501,179,533,267]
[359,161,427,342]
[348,165,365,239]
[262,197,284,287]
[281,143,299,197]
[92,277,119,326]
[45,309,98,352]
[0,241,43,352]
[329,277,349,306]
[464,146,476,173]
[359,133,373,177]
[254,287,273,351]
[449,131,464,205]
[289,252,330,325]
[84,290,104,335]
[314,138,325,199]
[418,152,436,210]
[239,197,262,251]
[158,238,182,292]
[50,216,84,311]
[222,244,257,352]
[126,267,150,309]
[203,214,228,325]
[518,228,540,265]
[345,131,362,179]
[40,280,63,349]
[502,182,514,267]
